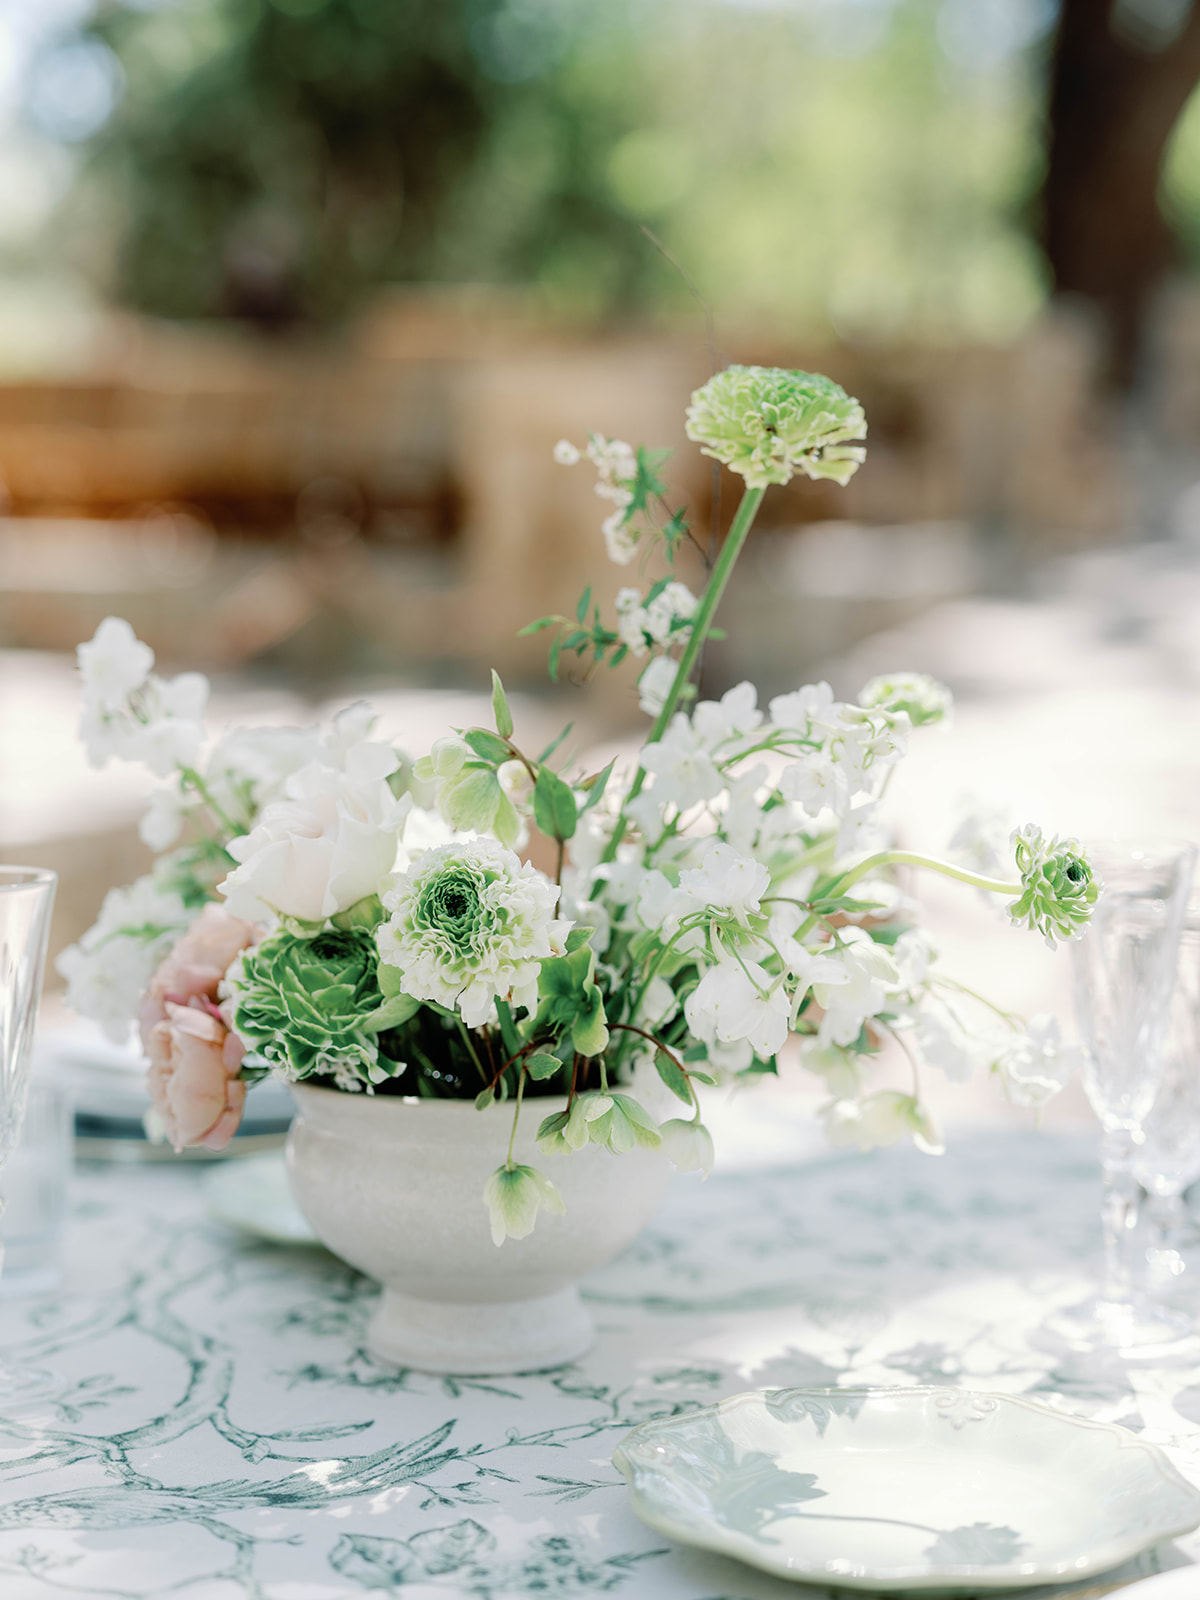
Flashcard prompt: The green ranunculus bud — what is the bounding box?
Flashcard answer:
[228,927,392,1087]
[1007,826,1100,948]
[685,366,867,489]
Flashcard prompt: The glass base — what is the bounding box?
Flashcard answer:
[0,1360,65,1410]
[1042,1294,1200,1361]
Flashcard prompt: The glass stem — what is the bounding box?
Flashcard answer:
[1099,1129,1141,1306]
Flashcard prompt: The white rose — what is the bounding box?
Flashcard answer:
[219,752,409,923]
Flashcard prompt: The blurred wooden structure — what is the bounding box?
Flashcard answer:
[0,289,1132,698]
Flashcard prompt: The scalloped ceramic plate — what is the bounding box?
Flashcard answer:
[612,1386,1200,1595]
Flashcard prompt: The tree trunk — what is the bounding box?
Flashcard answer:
[1042,0,1200,387]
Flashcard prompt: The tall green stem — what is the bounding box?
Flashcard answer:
[826,850,1021,901]
[601,483,765,865]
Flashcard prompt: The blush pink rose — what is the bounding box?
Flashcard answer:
[147,1001,248,1151]
[139,902,259,1056]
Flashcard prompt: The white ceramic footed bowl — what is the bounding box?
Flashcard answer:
[285,1083,670,1375]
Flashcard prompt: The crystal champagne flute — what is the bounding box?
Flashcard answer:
[0,866,61,1403]
[1055,837,1196,1354]
[1134,893,1200,1290]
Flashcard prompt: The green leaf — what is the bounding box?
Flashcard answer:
[518,616,558,635]
[654,1050,693,1106]
[538,723,573,764]
[475,1086,496,1111]
[330,894,386,932]
[377,962,408,999]
[362,992,421,1032]
[609,644,628,668]
[562,630,588,652]
[689,1069,717,1086]
[548,635,561,683]
[464,728,510,764]
[575,585,592,623]
[565,926,594,952]
[579,758,616,815]
[526,1053,563,1081]
[491,670,514,739]
[808,895,886,917]
[533,766,578,842]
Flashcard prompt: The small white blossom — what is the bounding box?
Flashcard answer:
[992,1014,1081,1108]
[768,681,841,734]
[497,759,534,808]
[604,510,640,565]
[56,876,193,1044]
[824,1091,944,1155]
[553,439,581,465]
[692,682,761,750]
[913,1007,976,1083]
[677,840,769,927]
[641,716,723,810]
[77,616,154,711]
[685,960,790,1058]
[637,655,678,717]
[140,786,187,852]
[779,751,850,819]
[811,928,900,1048]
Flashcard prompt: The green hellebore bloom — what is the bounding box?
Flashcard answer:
[1007,826,1101,948]
[483,1163,565,1246]
[413,737,520,847]
[685,366,867,489]
[229,927,393,1085]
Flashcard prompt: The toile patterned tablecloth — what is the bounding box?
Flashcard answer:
[1,1128,1199,1600]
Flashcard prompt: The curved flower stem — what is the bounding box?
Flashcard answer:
[609,1022,702,1120]
[600,483,766,866]
[824,850,1021,903]
[456,1019,488,1085]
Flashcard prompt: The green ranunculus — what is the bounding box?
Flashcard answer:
[685,366,866,489]
[1007,826,1100,949]
[229,927,395,1087]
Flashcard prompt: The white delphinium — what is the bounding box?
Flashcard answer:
[768,680,843,735]
[692,681,762,751]
[676,839,770,929]
[377,839,564,1027]
[56,876,193,1043]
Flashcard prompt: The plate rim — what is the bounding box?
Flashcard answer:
[612,1384,1200,1593]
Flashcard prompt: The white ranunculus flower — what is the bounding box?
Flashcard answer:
[219,754,409,924]
[77,616,154,711]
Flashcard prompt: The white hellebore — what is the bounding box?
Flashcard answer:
[219,742,408,923]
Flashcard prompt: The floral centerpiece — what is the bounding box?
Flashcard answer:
[60,366,1097,1262]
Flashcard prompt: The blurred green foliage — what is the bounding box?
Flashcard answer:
[80,0,1051,338]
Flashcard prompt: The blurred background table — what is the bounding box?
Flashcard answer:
[0,1117,1196,1600]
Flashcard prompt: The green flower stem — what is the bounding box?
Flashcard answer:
[505,1064,527,1170]
[456,1018,488,1085]
[600,483,765,866]
[179,766,242,841]
[824,850,1022,902]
